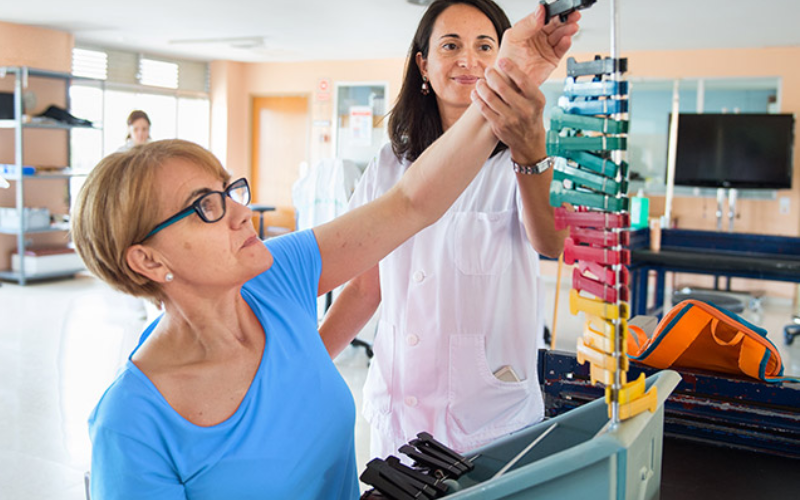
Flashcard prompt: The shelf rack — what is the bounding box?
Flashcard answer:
[0,66,104,285]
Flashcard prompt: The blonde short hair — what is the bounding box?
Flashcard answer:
[71,139,231,304]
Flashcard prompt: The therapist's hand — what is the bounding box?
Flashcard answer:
[473,60,546,165]
[497,4,580,87]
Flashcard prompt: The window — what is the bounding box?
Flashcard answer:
[138,58,179,89]
[70,47,211,166]
[72,48,108,80]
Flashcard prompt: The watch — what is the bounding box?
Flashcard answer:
[512,156,553,175]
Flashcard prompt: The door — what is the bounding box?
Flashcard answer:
[251,96,309,206]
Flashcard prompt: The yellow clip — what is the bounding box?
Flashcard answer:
[590,363,625,386]
[605,373,645,405]
[584,316,628,354]
[609,386,658,420]
[576,339,617,371]
[583,324,614,353]
[570,289,629,320]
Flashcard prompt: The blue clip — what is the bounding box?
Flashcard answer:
[558,96,628,116]
[563,79,628,98]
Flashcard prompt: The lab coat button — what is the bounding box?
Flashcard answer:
[406,334,419,346]
[413,271,425,283]
[404,396,418,407]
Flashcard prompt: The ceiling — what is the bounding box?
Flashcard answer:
[1,0,799,63]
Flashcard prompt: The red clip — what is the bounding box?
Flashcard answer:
[564,238,631,266]
[578,260,629,287]
[569,227,630,247]
[573,268,630,303]
[554,207,630,231]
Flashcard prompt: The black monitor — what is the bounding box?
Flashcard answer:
[669,113,794,189]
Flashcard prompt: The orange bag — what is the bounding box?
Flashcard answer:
[627,299,797,383]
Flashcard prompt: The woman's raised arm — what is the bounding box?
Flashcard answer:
[313,6,576,295]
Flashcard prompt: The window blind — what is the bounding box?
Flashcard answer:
[72,48,108,80]
[73,47,209,93]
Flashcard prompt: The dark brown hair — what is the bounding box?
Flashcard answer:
[389,0,511,162]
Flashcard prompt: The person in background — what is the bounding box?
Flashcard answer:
[71,6,577,497]
[117,110,151,152]
[320,0,578,458]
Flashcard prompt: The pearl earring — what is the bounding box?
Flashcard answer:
[421,76,430,96]
[165,272,174,282]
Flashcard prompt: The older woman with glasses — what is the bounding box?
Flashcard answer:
[71,6,579,498]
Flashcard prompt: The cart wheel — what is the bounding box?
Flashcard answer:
[784,325,800,346]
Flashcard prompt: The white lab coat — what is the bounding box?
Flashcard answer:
[349,143,546,457]
[292,158,362,230]
[293,158,363,318]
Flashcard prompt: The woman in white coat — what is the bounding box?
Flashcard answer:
[321,0,578,457]
[117,110,151,152]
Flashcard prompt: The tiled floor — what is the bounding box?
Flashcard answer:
[0,272,797,499]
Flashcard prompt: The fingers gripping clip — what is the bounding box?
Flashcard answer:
[541,0,598,24]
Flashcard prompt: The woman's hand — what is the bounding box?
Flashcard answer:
[472,5,580,164]
[497,4,580,88]
[472,59,546,164]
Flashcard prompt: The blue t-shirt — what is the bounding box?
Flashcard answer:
[88,230,359,499]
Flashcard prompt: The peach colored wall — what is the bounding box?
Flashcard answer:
[210,58,405,182]
[0,22,75,269]
[210,61,248,178]
[209,60,231,169]
[0,20,73,73]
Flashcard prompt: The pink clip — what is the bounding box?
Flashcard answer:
[554,207,630,231]
[564,238,631,266]
[573,268,630,303]
[569,227,630,247]
[577,260,629,287]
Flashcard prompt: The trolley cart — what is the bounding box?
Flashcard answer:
[440,370,680,499]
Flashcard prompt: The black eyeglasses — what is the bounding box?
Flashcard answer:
[140,178,251,242]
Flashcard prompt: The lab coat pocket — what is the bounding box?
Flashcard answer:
[447,335,530,438]
[453,211,513,276]
[362,320,395,419]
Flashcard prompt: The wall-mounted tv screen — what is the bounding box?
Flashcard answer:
[670,113,794,189]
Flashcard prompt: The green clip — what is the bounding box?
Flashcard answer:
[550,108,629,135]
[549,181,629,212]
[546,130,627,153]
[553,164,627,196]
[552,150,623,178]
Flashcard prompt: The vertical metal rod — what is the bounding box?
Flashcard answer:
[727,188,737,232]
[664,80,680,228]
[609,0,623,427]
[697,79,705,113]
[14,69,27,285]
[716,188,725,231]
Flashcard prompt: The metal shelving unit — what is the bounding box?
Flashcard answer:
[0,66,103,285]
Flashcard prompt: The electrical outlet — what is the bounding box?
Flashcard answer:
[779,196,791,215]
